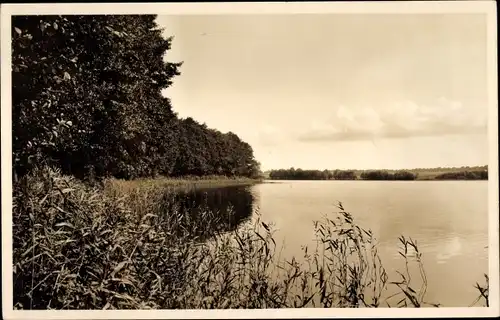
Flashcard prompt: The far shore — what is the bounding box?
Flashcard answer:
[264,167,488,182]
[263,179,487,182]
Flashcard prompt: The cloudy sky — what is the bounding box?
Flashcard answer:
[156,14,489,171]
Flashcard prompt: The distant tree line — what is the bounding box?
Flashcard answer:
[268,168,357,180]
[268,168,418,181]
[267,167,488,181]
[12,15,261,181]
[410,165,488,173]
[268,168,328,180]
[359,170,417,181]
[332,170,357,180]
[434,170,488,180]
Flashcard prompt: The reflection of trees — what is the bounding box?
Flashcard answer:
[164,185,257,238]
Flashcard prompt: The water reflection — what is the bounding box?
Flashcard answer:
[161,180,487,306]
[169,185,257,236]
[435,235,462,263]
[250,180,488,307]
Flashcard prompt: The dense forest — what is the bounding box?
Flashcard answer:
[269,168,356,180]
[268,168,416,180]
[434,170,488,180]
[267,166,488,181]
[359,170,417,180]
[12,15,261,181]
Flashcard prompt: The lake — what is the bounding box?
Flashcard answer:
[181,180,488,307]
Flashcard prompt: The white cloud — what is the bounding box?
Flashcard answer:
[297,98,487,142]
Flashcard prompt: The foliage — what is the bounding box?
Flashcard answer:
[411,165,488,174]
[12,166,232,309]
[332,169,357,180]
[267,166,489,181]
[470,274,489,307]
[360,170,417,181]
[12,15,261,181]
[172,119,261,178]
[268,168,419,180]
[269,168,356,180]
[434,170,488,180]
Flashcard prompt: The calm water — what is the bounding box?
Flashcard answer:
[182,180,488,307]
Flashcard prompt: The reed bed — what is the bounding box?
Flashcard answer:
[12,167,489,309]
[105,175,260,195]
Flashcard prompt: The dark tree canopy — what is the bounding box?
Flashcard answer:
[12,15,261,180]
[359,170,417,181]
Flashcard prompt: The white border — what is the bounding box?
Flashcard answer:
[1,1,498,319]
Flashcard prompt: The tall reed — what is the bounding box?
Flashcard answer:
[12,166,489,309]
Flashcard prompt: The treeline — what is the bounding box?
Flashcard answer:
[12,15,261,181]
[268,167,488,181]
[269,168,356,180]
[410,165,488,173]
[359,170,417,181]
[269,168,416,180]
[434,170,488,180]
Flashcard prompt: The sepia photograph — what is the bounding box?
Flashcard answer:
[1,1,498,319]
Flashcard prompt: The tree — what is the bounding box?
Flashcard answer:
[12,15,182,179]
[13,15,261,180]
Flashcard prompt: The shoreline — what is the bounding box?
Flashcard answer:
[264,179,488,182]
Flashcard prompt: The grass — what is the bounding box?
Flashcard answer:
[12,166,489,309]
[105,175,261,195]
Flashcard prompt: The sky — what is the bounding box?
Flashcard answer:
[155,14,489,171]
